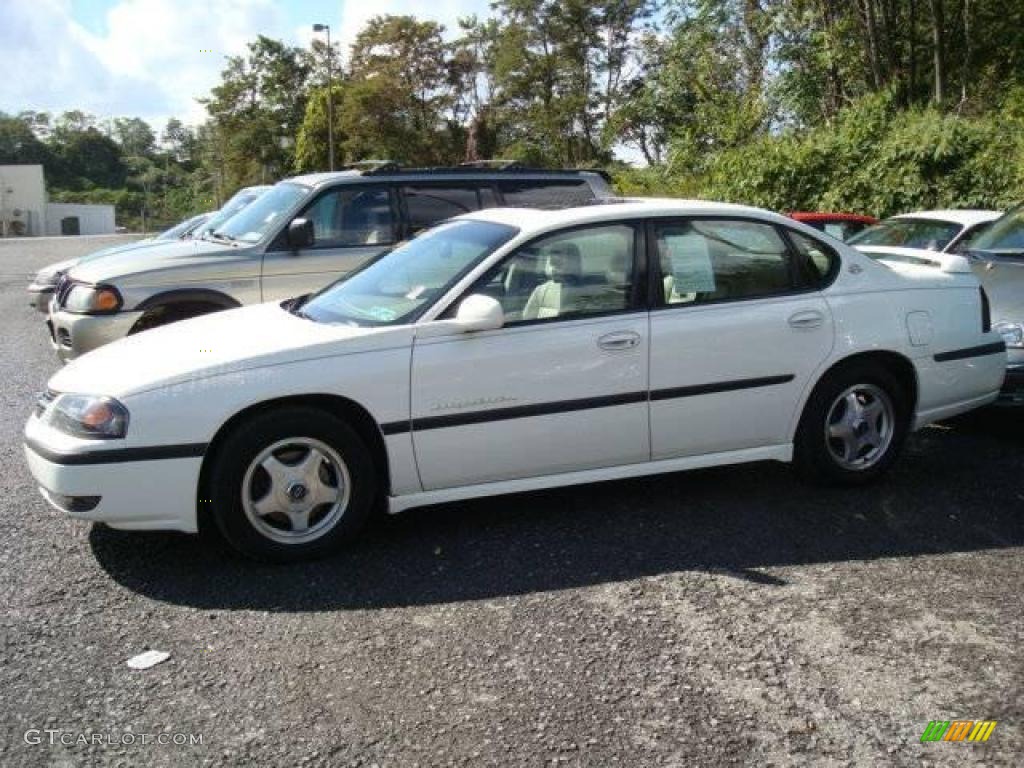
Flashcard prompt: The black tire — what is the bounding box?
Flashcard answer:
[793,362,911,486]
[130,302,225,334]
[207,406,377,562]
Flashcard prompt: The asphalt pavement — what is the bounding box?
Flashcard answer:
[0,236,1021,766]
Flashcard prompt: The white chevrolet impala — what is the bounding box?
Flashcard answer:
[24,200,1007,561]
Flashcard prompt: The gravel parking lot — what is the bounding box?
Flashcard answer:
[1,236,1021,767]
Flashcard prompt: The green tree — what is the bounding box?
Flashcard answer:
[112,117,157,158]
[201,35,311,187]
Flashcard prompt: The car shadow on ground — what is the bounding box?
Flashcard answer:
[90,410,1024,612]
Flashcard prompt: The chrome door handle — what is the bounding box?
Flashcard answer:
[597,331,641,351]
[788,310,824,330]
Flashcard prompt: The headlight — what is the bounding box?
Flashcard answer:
[994,321,1024,349]
[40,393,129,439]
[64,284,122,314]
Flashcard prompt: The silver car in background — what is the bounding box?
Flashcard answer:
[965,203,1024,403]
[43,165,613,361]
[26,184,271,313]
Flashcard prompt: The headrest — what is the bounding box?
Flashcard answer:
[545,242,582,280]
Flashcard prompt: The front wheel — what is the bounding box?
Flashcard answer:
[793,364,910,485]
[207,407,377,562]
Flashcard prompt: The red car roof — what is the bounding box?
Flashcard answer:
[788,212,879,224]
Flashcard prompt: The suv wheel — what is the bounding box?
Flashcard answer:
[208,407,377,561]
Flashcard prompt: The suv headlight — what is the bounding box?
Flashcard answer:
[994,321,1024,349]
[64,284,122,314]
[39,393,129,439]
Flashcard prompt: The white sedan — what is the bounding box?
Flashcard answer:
[847,209,1001,253]
[24,200,1008,561]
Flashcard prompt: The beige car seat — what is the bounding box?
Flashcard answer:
[522,243,583,320]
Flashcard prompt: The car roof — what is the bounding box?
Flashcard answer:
[890,209,1002,226]
[458,198,795,232]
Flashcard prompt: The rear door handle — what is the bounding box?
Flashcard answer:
[788,310,824,330]
[597,331,641,351]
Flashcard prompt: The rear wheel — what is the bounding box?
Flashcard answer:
[794,363,910,485]
[207,407,377,562]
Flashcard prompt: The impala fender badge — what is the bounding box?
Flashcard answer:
[848,264,863,274]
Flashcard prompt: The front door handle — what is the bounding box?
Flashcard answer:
[788,310,824,330]
[598,331,641,351]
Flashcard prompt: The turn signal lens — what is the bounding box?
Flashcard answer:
[92,288,121,312]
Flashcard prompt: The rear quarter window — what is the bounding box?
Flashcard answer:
[786,229,840,288]
[498,179,594,208]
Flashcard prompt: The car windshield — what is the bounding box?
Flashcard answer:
[967,204,1024,257]
[210,183,307,244]
[197,187,271,240]
[848,217,961,250]
[156,214,205,240]
[298,219,518,326]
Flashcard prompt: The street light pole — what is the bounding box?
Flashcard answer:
[313,23,335,171]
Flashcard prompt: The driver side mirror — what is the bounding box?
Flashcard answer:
[287,218,314,250]
[453,294,504,332]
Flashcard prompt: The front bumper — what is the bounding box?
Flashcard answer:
[46,306,144,362]
[23,416,202,532]
[28,286,55,312]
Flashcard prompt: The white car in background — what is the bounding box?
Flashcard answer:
[24,200,1007,561]
[848,209,1001,254]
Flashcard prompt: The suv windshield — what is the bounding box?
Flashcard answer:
[968,204,1024,256]
[848,217,961,250]
[298,219,518,326]
[214,183,308,244]
[196,187,269,239]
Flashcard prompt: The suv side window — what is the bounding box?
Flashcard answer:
[302,186,396,248]
[654,219,795,305]
[498,179,594,208]
[402,185,484,233]
[464,224,637,324]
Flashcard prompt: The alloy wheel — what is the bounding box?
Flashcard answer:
[241,437,351,545]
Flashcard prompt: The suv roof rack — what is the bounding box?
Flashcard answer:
[342,160,402,174]
[340,160,610,182]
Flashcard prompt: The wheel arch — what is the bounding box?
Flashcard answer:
[135,288,241,313]
[196,394,391,533]
[793,350,919,439]
[130,289,242,334]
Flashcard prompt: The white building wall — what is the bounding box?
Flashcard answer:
[44,203,116,236]
[0,165,47,236]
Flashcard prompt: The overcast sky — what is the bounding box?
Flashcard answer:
[2,0,492,129]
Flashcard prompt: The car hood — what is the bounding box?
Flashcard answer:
[48,302,414,398]
[67,238,237,284]
[35,239,162,280]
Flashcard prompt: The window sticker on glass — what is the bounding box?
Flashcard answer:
[665,232,716,293]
